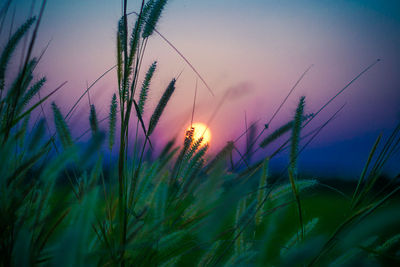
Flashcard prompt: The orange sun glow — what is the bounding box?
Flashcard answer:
[186,122,211,146]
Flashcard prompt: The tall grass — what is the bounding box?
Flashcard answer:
[1,0,400,266]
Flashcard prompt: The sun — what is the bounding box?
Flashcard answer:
[186,122,211,146]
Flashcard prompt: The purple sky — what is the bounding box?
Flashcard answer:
[3,0,400,177]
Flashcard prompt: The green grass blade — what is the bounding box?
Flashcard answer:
[255,157,269,226]
[351,134,382,208]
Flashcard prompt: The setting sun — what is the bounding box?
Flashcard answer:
[187,122,211,146]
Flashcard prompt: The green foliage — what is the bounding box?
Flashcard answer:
[52,102,73,149]
[270,179,317,201]
[234,197,249,254]
[2,3,400,267]
[198,240,222,266]
[280,218,319,256]
[351,123,400,209]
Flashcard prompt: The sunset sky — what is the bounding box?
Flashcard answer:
[4,0,400,176]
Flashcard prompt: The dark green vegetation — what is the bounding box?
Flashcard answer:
[1,0,400,266]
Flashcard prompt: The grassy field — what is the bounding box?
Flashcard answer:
[1,0,400,266]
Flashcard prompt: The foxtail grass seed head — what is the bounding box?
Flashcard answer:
[0,17,36,92]
[148,78,176,136]
[52,102,73,149]
[142,0,168,39]
[138,61,157,114]
[89,104,99,135]
[108,93,117,150]
[290,96,305,172]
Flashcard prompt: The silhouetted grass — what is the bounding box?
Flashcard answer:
[1,1,400,266]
